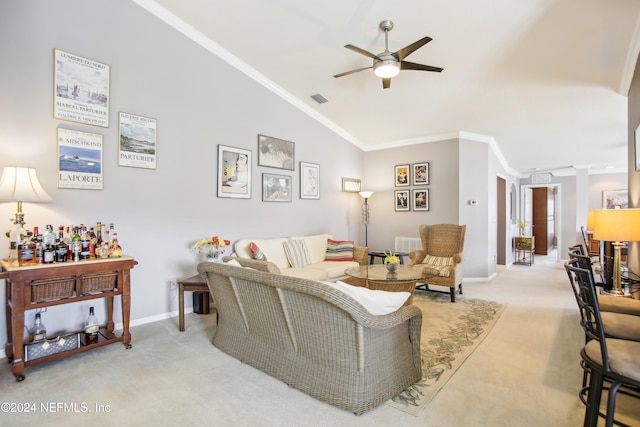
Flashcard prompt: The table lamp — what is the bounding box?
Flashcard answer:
[592,208,640,296]
[359,191,373,247]
[0,167,52,261]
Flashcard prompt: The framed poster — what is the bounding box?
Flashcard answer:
[262,173,292,202]
[412,162,429,185]
[395,164,410,187]
[395,190,410,212]
[217,145,251,199]
[602,189,628,209]
[54,49,110,127]
[118,112,157,169]
[300,162,319,199]
[257,134,294,170]
[57,128,103,190]
[413,189,430,211]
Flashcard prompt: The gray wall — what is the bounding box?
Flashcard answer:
[0,1,365,340]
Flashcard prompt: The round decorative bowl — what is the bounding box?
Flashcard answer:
[386,263,399,273]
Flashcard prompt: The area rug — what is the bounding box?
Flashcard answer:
[387,291,506,416]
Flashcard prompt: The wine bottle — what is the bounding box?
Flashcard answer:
[80,225,90,261]
[72,226,82,262]
[29,312,47,342]
[84,306,99,344]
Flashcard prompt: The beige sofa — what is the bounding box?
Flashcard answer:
[229,233,368,281]
[197,261,422,415]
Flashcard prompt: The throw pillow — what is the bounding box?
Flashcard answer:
[325,239,354,261]
[323,280,409,315]
[422,254,453,266]
[250,242,267,261]
[225,258,242,267]
[283,239,312,268]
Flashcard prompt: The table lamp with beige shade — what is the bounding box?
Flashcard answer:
[591,208,640,296]
[0,167,52,262]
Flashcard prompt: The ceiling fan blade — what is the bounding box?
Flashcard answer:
[344,44,380,60]
[333,66,372,78]
[395,36,432,61]
[382,78,391,89]
[400,61,443,73]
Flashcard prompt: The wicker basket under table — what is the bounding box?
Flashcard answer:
[80,271,117,294]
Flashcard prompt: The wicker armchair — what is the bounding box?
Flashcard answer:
[408,224,466,302]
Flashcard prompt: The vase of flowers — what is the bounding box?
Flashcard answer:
[384,249,400,272]
[194,235,231,262]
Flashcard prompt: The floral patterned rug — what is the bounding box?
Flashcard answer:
[387,291,506,416]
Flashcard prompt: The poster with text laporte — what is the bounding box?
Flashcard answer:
[57,128,103,190]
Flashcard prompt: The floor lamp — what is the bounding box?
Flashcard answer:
[592,208,640,296]
[359,191,373,247]
[0,167,52,262]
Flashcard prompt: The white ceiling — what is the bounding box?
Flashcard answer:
[136,0,640,176]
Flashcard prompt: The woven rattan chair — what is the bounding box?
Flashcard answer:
[564,259,640,427]
[408,224,466,302]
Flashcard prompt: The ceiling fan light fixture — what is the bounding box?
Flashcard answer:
[374,60,400,78]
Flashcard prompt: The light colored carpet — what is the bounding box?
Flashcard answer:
[1,251,639,426]
[388,292,505,415]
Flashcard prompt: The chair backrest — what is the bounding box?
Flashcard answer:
[568,244,585,256]
[418,224,466,257]
[564,258,611,371]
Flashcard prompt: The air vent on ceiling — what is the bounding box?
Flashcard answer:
[310,93,328,104]
[530,173,552,184]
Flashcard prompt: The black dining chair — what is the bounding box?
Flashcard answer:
[564,258,640,427]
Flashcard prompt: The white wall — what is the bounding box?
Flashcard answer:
[0,1,365,342]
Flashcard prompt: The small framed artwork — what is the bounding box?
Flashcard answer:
[263,173,292,202]
[413,189,430,211]
[57,128,103,190]
[118,112,157,169]
[602,189,628,209]
[395,190,410,212]
[54,49,110,127]
[341,177,361,193]
[412,162,429,185]
[258,134,295,170]
[300,161,319,199]
[395,164,410,187]
[217,145,251,199]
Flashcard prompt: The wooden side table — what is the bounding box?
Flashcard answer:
[178,274,210,331]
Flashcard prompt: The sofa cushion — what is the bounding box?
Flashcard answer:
[281,267,328,281]
[422,255,453,266]
[422,264,451,278]
[311,260,359,280]
[250,242,267,261]
[325,239,354,261]
[324,280,410,315]
[288,233,332,264]
[283,239,312,268]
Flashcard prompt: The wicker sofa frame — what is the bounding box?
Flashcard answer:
[197,262,422,415]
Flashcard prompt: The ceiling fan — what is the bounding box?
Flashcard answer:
[334,20,443,89]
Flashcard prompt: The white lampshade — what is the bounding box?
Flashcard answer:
[359,191,373,199]
[0,167,52,203]
[374,60,400,78]
[592,208,640,242]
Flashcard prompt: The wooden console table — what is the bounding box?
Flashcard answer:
[2,256,137,381]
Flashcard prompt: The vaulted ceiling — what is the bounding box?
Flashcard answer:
[136,0,640,176]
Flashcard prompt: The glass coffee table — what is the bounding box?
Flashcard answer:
[344,265,423,305]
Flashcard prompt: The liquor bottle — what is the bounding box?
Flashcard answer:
[33,226,43,264]
[55,228,68,263]
[108,232,123,257]
[29,312,47,342]
[109,223,115,244]
[17,233,36,266]
[88,227,96,257]
[80,225,90,261]
[64,226,72,261]
[84,306,99,344]
[72,226,82,262]
[43,240,55,264]
[42,224,56,248]
[95,222,102,246]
